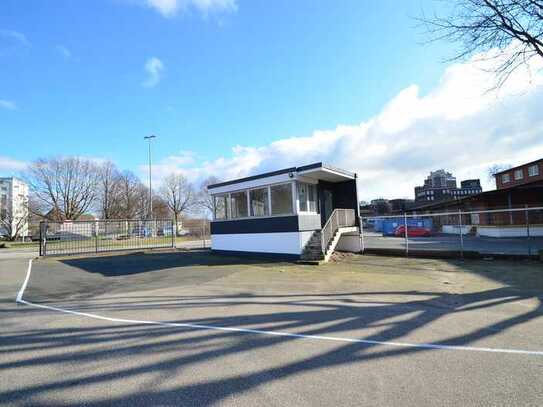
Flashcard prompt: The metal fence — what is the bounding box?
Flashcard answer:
[39,219,175,256]
[361,207,543,258]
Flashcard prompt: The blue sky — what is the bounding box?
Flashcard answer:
[1,0,542,199]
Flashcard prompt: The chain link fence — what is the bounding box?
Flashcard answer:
[361,207,543,258]
[39,219,175,256]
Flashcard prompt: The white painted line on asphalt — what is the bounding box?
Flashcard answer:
[16,259,543,357]
[16,258,33,303]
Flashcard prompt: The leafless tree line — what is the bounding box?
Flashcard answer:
[21,156,219,237]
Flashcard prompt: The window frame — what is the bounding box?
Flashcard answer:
[514,169,524,180]
[270,182,295,216]
[211,181,295,222]
[213,194,229,220]
[501,173,511,184]
[296,181,318,214]
[249,186,270,217]
[528,164,539,177]
[229,190,249,219]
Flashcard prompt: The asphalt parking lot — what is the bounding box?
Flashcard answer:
[2,250,543,406]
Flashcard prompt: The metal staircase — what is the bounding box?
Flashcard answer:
[300,209,357,263]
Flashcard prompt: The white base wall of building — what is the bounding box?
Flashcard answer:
[442,225,472,235]
[476,226,543,238]
[211,231,315,255]
[336,232,362,253]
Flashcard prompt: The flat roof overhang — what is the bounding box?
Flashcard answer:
[207,162,356,194]
[296,165,356,183]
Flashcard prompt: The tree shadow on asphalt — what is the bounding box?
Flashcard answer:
[2,283,543,405]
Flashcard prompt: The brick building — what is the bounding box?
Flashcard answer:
[494,159,543,189]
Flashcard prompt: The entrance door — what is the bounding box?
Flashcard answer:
[323,189,333,223]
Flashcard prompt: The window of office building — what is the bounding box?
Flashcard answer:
[230,191,248,219]
[250,188,269,217]
[214,195,228,220]
[271,183,293,215]
[297,182,317,213]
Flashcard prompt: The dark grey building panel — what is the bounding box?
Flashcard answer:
[210,216,299,235]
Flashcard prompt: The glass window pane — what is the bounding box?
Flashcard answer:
[214,195,228,220]
[298,183,307,212]
[308,184,317,212]
[271,183,293,215]
[230,191,248,218]
[250,188,269,217]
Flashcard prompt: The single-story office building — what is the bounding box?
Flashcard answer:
[207,163,361,260]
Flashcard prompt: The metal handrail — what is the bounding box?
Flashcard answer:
[321,208,356,254]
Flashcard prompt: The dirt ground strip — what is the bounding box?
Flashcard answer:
[2,250,543,406]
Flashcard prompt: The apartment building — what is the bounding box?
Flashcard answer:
[0,177,29,239]
[414,170,482,202]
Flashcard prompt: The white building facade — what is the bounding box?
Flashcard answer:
[207,163,360,260]
[0,177,29,239]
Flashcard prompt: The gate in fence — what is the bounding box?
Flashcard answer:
[39,219,175,256]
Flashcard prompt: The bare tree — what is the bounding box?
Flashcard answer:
[25,157,100,220]
[422,0,543,87]
[116,170,145,219]
[197,176,221,218]
[159,174,194,236]
[487,163,512,181]
[152,195,171,219]
[0,199,29,241]
[96,161,122,219]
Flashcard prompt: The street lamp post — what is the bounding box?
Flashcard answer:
[144,135,156,219]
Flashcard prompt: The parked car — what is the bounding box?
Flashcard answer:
[157,226,173,237]
[131,226,151,237]
[393,225,432,237]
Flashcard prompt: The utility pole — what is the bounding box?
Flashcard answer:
[144,135,156,219]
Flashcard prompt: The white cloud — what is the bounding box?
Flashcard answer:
[0,29,30,47]
[0,99,17,110]
[0,156,27,173]
[148,46,543,201]
[56,45,72,59]
[144,0,237,17]
[142,57,164,88]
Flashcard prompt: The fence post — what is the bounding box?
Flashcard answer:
[43,221,48,256]
[202,219,205,249]
[171,220,175,248]
[458,209,464,259]
[39,222,43,256]
[525,205,531,257]
[359,217,365,253]
[95,222,98,253]
[404,212,409,257]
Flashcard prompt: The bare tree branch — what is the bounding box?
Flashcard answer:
[421,0,543,87]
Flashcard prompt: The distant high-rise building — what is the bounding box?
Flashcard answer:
[414,170,482,202]
[0,177,29,239]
